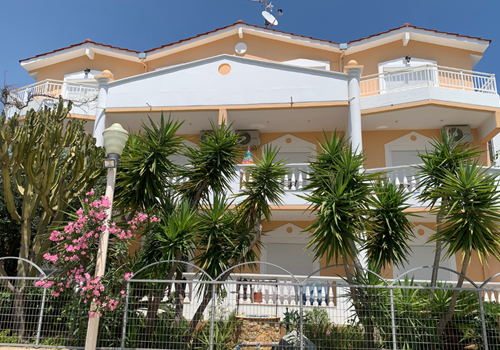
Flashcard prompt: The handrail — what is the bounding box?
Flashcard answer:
[360,65,495,80]
[9,79,98,93]
[360,64,497,96]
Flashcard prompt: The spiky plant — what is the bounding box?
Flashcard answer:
[365,180,415,271]
[417,129,482,286]
[430,161,500,334]
[177,121,242,209]
[114,113,184,216]
[300,132,377,270]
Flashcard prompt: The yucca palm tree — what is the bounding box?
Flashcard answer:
[139,200,199,335]
[366,180,415,271]
[114,113,184,216]
[187,146,288,333]
[417,130,482,286]
[430,161,500,334]
[300,132,415,349]
[300,132,378,276]
[177,121,242,209]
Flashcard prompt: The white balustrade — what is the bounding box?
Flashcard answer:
[236,163,310,192]
[360,65,497,97]
[6,79,99,116]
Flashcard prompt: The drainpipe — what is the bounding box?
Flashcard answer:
[339,43,348,72]
[139,52,148,72]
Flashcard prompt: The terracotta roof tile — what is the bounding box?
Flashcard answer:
[19,40,140,62]
[144,21,339,53]
[20,22,490,64]
[347,23,491,44]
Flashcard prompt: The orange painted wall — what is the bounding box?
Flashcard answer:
[347,40,479,76]
[147,34,341,72]
[362,128,488,169]
[31,53,144,82]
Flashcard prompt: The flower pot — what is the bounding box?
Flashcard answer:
[254,292,263,303]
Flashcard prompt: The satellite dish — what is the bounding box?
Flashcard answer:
[262,10,278,26]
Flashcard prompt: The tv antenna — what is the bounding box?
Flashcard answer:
[246,0,283,27]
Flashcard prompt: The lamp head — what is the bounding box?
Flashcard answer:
[102,123,129,159]
[84,68,91,75]
[405,55,411,63]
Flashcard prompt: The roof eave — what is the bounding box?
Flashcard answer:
[20,43,140,72]
[144,23,341,61]
[345,27,490,55]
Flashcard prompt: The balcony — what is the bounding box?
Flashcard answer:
[233,163,500,209]
[4,79,98,119]
[359,65,500,111]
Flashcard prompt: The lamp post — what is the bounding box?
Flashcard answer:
[85,123,128,350]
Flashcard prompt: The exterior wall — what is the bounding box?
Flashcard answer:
[30,53,144,82]
[363,128,489,169]
[106,56,348,108]
[147,34,341,72]
[347,40,479,76]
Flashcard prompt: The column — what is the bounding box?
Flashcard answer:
[344,61,367,269]
[344,60,364,155]
[92,70,113,147]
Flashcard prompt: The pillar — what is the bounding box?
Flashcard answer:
[93,70,113,147]
[344,60,364,154]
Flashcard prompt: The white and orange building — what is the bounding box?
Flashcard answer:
[6,21,500,285]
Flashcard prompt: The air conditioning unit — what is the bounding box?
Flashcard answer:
[236,130,260,146]
[200,130,216,142]
[442,125,473,143]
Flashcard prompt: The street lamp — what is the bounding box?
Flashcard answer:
[85,123,128,350]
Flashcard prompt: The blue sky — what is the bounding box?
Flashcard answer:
[1,0,499,88]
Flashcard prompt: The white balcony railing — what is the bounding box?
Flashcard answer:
[360,65,497,97]
[5,79,99,116]
[237,163,311,191]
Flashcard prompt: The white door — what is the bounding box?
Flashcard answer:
[390,150,423,166]
[274,151,312,164]
[395,246,457,282]
[265,243,316,276]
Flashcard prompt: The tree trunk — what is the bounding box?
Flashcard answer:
[430,211,444,287]
[186,290,212,336]
[174,270,185,323]
[436,250,471,337]
[143,258,181,339]
[342,251,376,350]
[13,283,26,339]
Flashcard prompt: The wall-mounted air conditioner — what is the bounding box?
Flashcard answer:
[236,130,260,146]
[442,125,473,143]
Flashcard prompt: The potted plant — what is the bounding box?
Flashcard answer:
[254,285,263,303]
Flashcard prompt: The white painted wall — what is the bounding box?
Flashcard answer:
[361,85,500,111]
[107,55,348,108]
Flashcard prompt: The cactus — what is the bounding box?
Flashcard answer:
[0,97,105,278]
[0,98,105,337]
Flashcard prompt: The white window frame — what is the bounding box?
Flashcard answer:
[384,132,434,167]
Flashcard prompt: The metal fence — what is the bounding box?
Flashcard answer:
[1,259,500,350]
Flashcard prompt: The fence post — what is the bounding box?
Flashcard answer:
[477,290,489,350]
[35,287,47,347]
[209,283,216,350]
[120,282,130,350]
[389,288,397,350]
[299,282,304,350]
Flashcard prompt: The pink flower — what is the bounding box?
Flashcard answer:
[124,272,133,280]
[51,291,60,297]
[35,280,45,287]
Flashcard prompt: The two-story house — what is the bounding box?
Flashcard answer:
[6,21,500,285]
